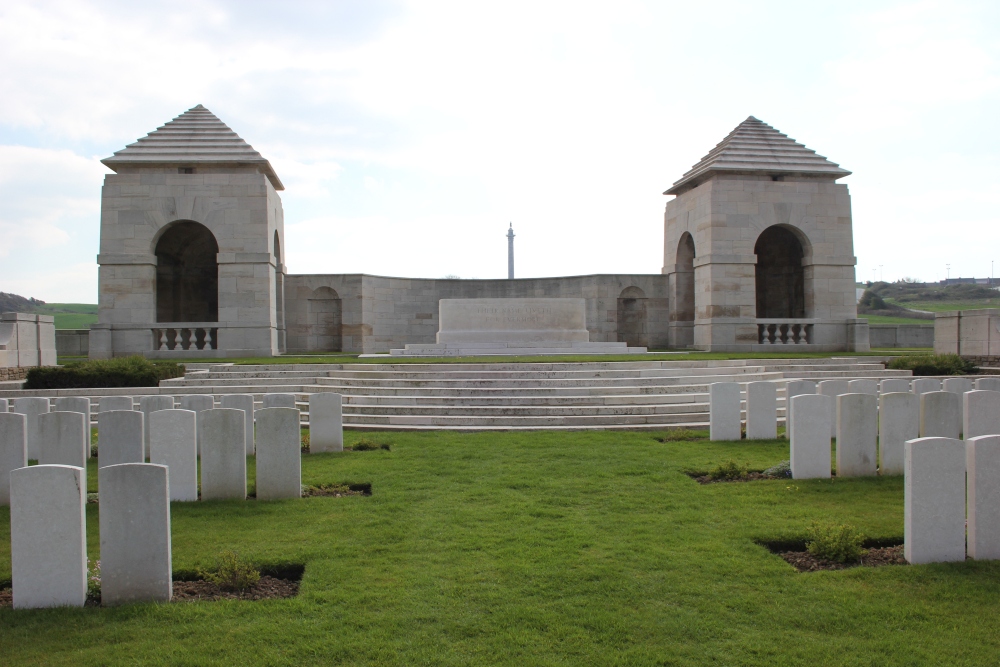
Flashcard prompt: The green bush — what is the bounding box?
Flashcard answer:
[203,550,260,592]
[708,460,749,481]
[806,522,865,563]
[887,353,976,376]
[351,438,391,451]
[24,355,184,389]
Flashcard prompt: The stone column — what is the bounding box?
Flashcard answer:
[878,392,918,476]
[709,382,741,441]
[199,408,246,500]
[10,465,87,608]
[967,435,1000,560]
[221,394,256,455]
[904,437,965,564]
[11,397,49,460]
[149,409,198,502]
[98,410,144,468]
[140,395,175,459]
[254,407,302,500]
[836,394,877,477]
[790,394,832,479]
[99,463,172,605]
[919,391,961,439]
[38,411,89,470]
[0,412,27,505]
[745,382,777,440]
[309,393,344,452]
[963,390,1000,439]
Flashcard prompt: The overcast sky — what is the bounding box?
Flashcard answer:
[1,0,998,302]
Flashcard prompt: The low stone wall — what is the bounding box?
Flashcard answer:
[55,329,90,357]
[869,324,934,348]
[0,366,29,381]
[935,309,1000,355]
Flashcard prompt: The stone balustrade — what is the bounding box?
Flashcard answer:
[756,320,813,345]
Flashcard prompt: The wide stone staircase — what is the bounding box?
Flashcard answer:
[153,357,911,431]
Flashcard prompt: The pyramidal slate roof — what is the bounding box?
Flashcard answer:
[102,105,284,190]
[664,116,850,195]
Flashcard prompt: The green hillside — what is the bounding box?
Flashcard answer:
[31,303,98,329]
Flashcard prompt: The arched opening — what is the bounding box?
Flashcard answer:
[754,225,805,318]
[308,286,342,352]
[155,221,218,322]
[617,286,648,347]
[674,233,695,322]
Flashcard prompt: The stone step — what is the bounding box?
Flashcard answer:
[344,403,713,417]
[343,412,712,427]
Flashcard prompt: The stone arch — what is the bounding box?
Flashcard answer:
[154,220,218,322]
[674,232,696,322]
[308,286,342,351]
[754,225,807,318]
[617,286,648,347]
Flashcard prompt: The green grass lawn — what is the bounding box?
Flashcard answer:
[885,299,1000,313]
[3,430,999,665]
[863,314,932,325]
[30,303,98,329]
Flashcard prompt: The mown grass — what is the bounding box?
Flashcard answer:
[885,299,1000,313]
[863,314,932,325]
[2,430,1000,665]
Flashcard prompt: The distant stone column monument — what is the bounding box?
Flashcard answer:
[507,223,515,280]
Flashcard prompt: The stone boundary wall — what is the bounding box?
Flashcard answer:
[869,324,934,349]
[0,367,29,381]
[935,309,1000,356]
[55,329,90,357]
[284,273,670,354]
[964,357,1000,373]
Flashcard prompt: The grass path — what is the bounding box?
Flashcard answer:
[1,430,998,665]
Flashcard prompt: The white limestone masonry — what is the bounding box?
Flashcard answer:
[745,381,777,440]
[964,390,1000,439]
[99,396,133,412]
[976,378,1000,392]
[905,437,966,564]
[309,393,343,452]
[784,379,816,436]
[11,396,49,460]
[221,394,256,455]
[0,412,27,505]
[911,378,941,395]
[920,391,961,439]
[943,377,973,396]
[967,435,1000,560]
[263,393,296,409]
[847,379,878,395]
[149,409,198,502]
[98,410,144,468]
[880,378,911,394]
[199,408,246,500]
[140,395,174,459]
[99,463,172,605]
[818,380,850,437]
[836,393,877,477]
[10,465,87,608]
[254,407,302,500]
[790,394,832,479]
[878,392,918,476]
[37,411,88,470]
[54,397,91,418]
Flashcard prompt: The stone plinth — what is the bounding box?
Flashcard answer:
[199,408,246,500]
[967,435,1000,560]
[99,463,172,605]
[309,393,343,452]
[905,437,965,564]
[878,392,918,476]
[745,382,777,440]
[10,465,87,608]
[0,413,27,506]
[790,394,832,479]
[38,411,88,470]
[221,394,255,455]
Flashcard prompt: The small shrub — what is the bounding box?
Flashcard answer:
[806,522,865,563]
[655,429,708,442]
[351,438,391,451]
[708,460,749,481]
[301,431,310,453]
[86,559,101,600]
[887,353,976,376]
[763,461,792,478]
[24,355,184,389]
[203,550,260,592]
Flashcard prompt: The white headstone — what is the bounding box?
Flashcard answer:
[99,396,133,413]
[790,394,832,479]
[199,408,246,500]
[221,394,255,455]
[943,377,973,396]
[149,409,198,502]
[911,378,942,395]
[37,411,88,470]
[180,394,215,454]
[263,393,297,409]
[10,465,87,608]
[878,392,919,476]
[905,437,965,564]
[966,435,1000,560]
[53,396,91,419]
[254,407,302,501]
[709,382,741,441]
[98,410,144,468]
[783,380,816,436]
[836,394,878,477]
[879,378,911,394]
[964,390,1000,439]
[0,398,7,412]
[309,393,344,452]
[847,379,878,396]
[11,396,49,460]
[743,382,776,440]
[99,463,172,605]
[0,412,27,506]
[140,395,174,460]
[818,380,850,436]
[919,391,962,439]
[975,378,1000,392]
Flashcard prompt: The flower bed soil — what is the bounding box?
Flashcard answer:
[303,482,372,497]
[780,545,907,572]
[690,471,784,485]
